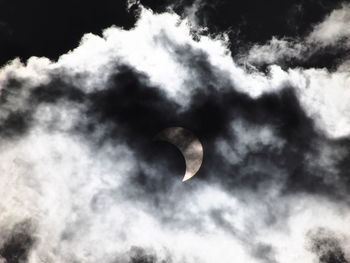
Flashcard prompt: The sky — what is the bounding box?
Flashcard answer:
[1,0,350,262]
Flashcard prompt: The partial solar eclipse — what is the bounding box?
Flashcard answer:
[155,127,203,182]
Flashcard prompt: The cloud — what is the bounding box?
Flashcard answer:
[307,227,350,263]
[0,4,350,263]
[241,3,350,68]
[237,3,350,139]
[308,3,350,47]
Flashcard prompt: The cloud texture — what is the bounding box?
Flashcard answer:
[1,4,350,263]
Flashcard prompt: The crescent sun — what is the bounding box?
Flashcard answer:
[155,127,203,182]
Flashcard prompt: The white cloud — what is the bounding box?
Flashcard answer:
[308,3,350,47]
[243,37,307,65]
[289,67,350,138]
[237,3,350,139]
[1,5,350,263]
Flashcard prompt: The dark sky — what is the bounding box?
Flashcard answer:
[0,0,345,67]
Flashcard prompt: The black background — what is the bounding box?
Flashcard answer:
[0,0,345,67]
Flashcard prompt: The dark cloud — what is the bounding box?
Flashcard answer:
[128,247,159,263]
[0,221,36,263]
[82,65,311,192]
[1,2,350,262]
[5,55,348,204]
[0,77,34,138]
[251,243,277,263]
[75,59,350,210]
[307,228,348,263]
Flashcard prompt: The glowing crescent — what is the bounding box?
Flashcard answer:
[155,127,203,182]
